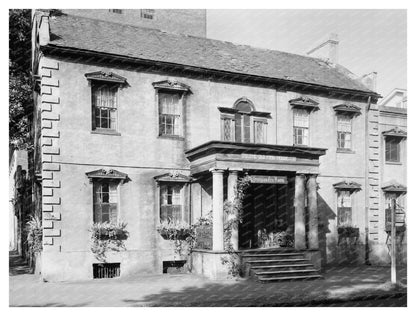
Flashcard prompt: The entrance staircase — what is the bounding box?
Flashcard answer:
[241,248,323,283]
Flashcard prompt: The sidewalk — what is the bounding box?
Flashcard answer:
[10,261,407,307]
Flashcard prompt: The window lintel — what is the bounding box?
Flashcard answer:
[85,71,127,84]
[86,168,128,183]
[217,107,271,118]
[152,80,191,93]
[333,180,361,192]
[289,96,320,111]
[333,103,361,117]
[382,181,407,194]
[154,172,193,183]
[382,127,407,139]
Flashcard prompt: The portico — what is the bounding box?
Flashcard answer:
[186,141,326,279]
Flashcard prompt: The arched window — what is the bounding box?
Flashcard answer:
[218,98,269,144]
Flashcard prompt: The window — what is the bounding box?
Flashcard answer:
[160,183,186,223]
[109,9,123,14]
[221,115,235,142]
[92,83,118,131]
[337,190,352,226]
[254,120,267,144]
[219,99,269,144]
[337,115,352,149]
[93,181,118,223]
[141,9,155,19]
[385,137,401,162]
[293,109,309,145]
[158,92,182,137]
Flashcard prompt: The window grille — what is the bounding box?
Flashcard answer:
[109,9,123,14]
[93,263,120,279]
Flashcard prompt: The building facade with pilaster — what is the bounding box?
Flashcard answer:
[32,10,389,281]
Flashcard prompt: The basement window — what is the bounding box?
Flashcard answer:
[163,260,187,274]
[93,263,120,279]
[141,9,155,19]
[109,9,123,14]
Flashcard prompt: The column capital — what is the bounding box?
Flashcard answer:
[228,168,243,174]
[209,168,225,174]
[295,173,306,179]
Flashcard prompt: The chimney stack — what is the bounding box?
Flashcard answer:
[359,72,378,92]
[307,33,339,65]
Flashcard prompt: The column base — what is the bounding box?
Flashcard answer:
[191,249,230,280]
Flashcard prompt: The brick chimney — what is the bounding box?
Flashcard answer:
[307,33,339,65]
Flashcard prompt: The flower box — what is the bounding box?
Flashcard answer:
[90,222,129,241]
[158,228,193,241]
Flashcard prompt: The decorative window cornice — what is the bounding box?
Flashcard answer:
[382,181,407,193]
[217,107,271,118]
[86,168,128,181]
[382,127,407,138]
[333,103,362,116]
[85,71,127,84]
[289,96,320,111]
[152,79,191,93]
[154,171,193,183]
[333,180,361,192]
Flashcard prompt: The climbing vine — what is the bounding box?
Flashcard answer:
[221,175,251,277]
[90,222,129,262]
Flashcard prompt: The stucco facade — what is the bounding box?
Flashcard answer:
[31,10,405,282]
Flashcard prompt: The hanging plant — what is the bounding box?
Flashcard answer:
[89,221,129,262]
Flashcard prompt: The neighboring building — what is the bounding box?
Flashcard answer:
[9,150,29,255]
[32,10,393,282]
[369,88,407,264]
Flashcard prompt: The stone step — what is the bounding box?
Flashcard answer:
[250,264,314,271]
[255,269,319,277]
[258,274,323,283]
[241,247,298,254]
[242,254,305,261]
[242,252,304,257]
[247,259,309,266]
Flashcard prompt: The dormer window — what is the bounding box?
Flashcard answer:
[218,98,270,144]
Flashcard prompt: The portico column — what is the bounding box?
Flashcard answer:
[307,174,319,249]
[227,169,240,250]
[210,168,224,251]
[294,174,306,249]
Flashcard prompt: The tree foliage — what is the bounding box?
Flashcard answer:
[9,9,33,149]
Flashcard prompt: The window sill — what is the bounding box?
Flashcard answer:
[385,161,402,165]
[91,130,121,136]
[337,148,355,154]
[158,135,185,141]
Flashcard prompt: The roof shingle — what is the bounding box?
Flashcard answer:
[46,14,374,94]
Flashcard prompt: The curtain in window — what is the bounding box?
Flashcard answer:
[159,92,181,136]
[293,109,309,145]
[93,182,118,223]
[160,184,184,223]
[92,84,118,130]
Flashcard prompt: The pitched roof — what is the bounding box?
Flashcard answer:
[46,13,375,95]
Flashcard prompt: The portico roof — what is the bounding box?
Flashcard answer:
[185,141,327,175]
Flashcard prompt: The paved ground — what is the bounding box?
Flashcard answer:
[9,253,407,307]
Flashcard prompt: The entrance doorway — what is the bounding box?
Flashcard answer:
[239,181,294,249]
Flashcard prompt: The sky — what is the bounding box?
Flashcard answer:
[206,9,407,98]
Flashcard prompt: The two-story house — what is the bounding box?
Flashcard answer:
[32,9,384,281]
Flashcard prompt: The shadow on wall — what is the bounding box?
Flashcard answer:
[317,193,335,268]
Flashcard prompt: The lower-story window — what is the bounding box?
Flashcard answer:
[93,181,118,223]
[160,183,186,223]
[337,190,352,226]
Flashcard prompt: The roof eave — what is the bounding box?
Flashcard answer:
[41,44,382,100]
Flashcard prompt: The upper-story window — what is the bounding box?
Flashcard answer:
[337,115,352,150]
[153,80,191,139]
[219,98,269,144]
[385,137,400,162]
[141,9,155,19]
[85,71,127,134]
[333,103,362,152]
[293,109,309,146]
[92,83,118,131]
[382,127,407,163]
[159,92,181,136]
[289,96,319,146]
